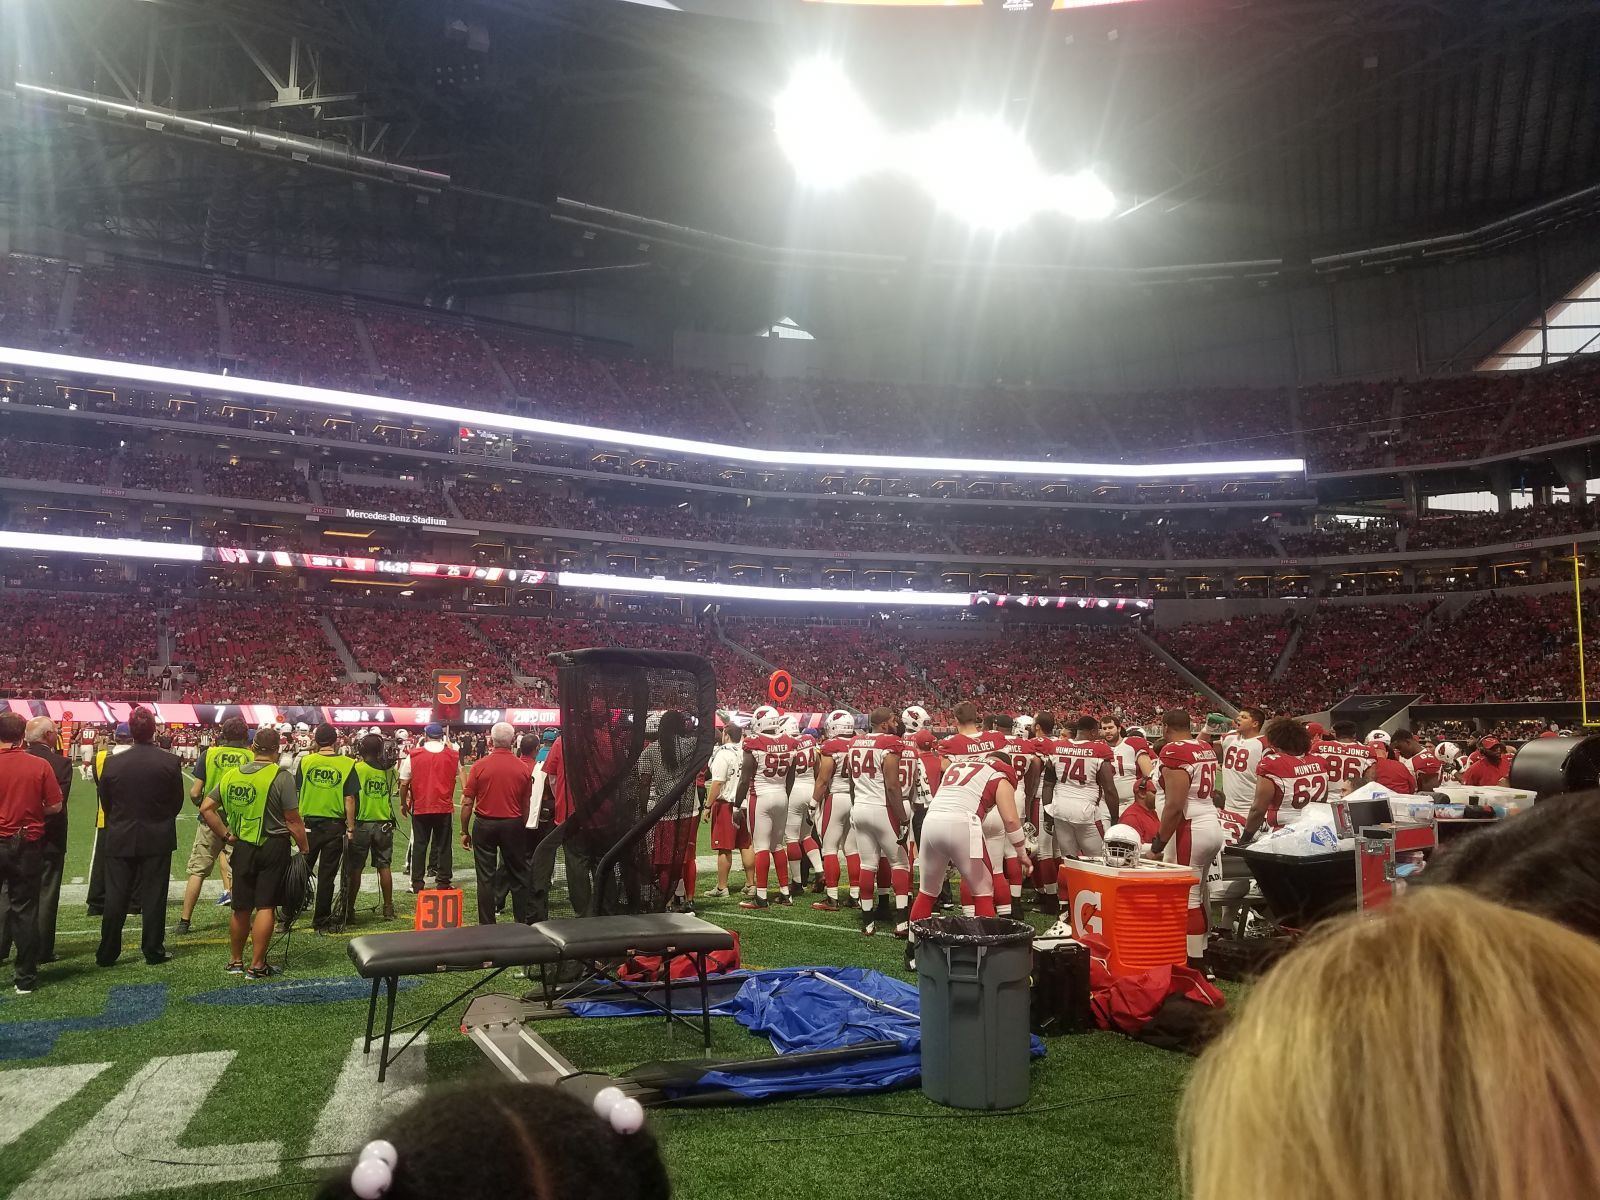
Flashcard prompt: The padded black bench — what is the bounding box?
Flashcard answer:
[348,915,736,1081]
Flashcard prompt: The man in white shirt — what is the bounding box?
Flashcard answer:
[703,724,752,898]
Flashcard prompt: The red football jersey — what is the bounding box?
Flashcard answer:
[1158,738,1219,818]
[1258,750,1330,828]
[931,756,1017,820]
[1460,756,1511,787]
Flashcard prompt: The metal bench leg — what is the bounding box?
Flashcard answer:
[364,976,380,1054]
[377,974,399,1084]
[697,953,711,1050]
[663,959,673,1028]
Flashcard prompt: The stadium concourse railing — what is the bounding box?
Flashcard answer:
[0,470,1594,575]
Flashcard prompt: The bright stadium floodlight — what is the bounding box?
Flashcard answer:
[557,572,971,607]
[903,117,1046,231]
[0,346,1304,479]
[1048,169,1117,221]
[774,60,884,189]
[0,531,205,562]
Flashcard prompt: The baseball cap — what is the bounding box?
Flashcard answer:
[542,728,558,743]
[424,722,444,738]
[1480,735,1501,751]
[115,722,131,738]
[1306,721,1326,738]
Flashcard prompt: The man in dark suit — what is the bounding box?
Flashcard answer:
[96,708,184,967]
[0,719,73,965]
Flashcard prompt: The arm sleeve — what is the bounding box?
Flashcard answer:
[343,771,361,803]
[276,773,300,814]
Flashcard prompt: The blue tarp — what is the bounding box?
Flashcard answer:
[568,966,1044,1100]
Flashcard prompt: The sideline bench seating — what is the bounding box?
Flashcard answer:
[348,914,735,1081]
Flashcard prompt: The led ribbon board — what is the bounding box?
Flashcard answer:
[0,532,1152,610]
[0,346,1304,481]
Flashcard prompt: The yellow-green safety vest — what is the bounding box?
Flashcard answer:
[297,752,354,820]
[352,760,396,823]
[219,763,279,846]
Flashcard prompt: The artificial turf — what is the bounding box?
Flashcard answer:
[0,775,1197,1200]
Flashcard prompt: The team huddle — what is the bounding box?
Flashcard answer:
[700,701,1515,971]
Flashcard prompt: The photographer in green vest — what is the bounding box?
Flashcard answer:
[198,726,310,979]
[296,724,355,932]
[340,733,398,925]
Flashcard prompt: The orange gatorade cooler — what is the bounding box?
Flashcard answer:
[1059,859,1198,977]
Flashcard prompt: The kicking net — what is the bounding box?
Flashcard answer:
[533,648,717,916]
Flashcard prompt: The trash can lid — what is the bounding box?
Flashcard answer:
[911,916,1034,946]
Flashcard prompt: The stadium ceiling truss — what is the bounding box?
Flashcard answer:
[5,0,1600,282]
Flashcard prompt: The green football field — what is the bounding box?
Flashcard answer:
[0,775,1202,1200]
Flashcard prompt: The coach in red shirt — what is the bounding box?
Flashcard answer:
[460,722,534,925]
[1461,738,1513,787]
[0,710,65,994]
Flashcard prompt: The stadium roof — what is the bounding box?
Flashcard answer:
[6,0,1600,282]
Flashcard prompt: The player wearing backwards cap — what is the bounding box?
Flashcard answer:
[811,709,860,911]
[1151,709,1225,969]
[738,706,799,909]
[907,703,1031,971]
[1218,707,1269,845]
[1239,718,1329,844]
[780,716,826,897]
[1313,720,1374,800]
[845,706,914,935]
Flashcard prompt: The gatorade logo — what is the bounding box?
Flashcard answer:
[1072,889,1103,937]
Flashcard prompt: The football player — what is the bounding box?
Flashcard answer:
[1240,717,1330,843]
[1391,729,1443,791]
[942,703,1016,917]
[1151,709,1224,968]
[908,716,1031,971]
[1027,711,1060,911]
[1041,714,1119,858]
[1314,720,1374,799]
[781,715,825,896]
[811,709,859,911]
[845,707,913,935]
[737,706,799,909]
[1218,706,1268,843]
[1459,736,1511,786]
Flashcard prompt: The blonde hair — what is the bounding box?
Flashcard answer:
[1181,888,1600,1200]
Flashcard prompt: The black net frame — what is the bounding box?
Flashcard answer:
[529,648,717,917]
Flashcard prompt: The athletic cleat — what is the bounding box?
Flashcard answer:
[894,922,910,939]
[216,890,232,907]
[811,899,840,912]
[808,877,826,894]
[842,895,859,909]
[1034,894,1061,915]
[14,982,34,995]
[777,893,794,906]
[738,897,769,910]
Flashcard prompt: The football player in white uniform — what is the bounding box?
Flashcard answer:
[738,706,800,909]
[811,709,858,910]
[781,714,825,896]
[1218,706,1268,844]
[846,706,914,936]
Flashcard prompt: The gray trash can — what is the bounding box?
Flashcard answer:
[913,915,1034,1110]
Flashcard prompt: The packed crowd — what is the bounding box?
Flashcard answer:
[170,598,356,706]
[320,479,447,517]
[1154,613,1293,705]
[118,449,194,493]
[0,436,112,486]
[1280,522,1401,557]
[225,284,369,389]
[1407,501,1599,551]
[329,610,530,707]
[197,457,310,503]
[0,593,161,698]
